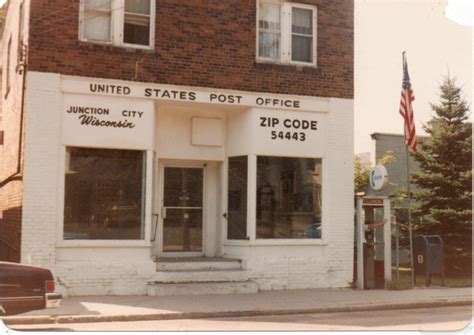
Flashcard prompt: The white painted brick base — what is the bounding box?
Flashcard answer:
[55,261,156,296]
[232,256,350,291]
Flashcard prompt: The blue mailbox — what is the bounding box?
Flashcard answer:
[413,235,444,286]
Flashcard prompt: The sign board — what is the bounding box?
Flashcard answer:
[252,109,326,158]
[61,77,330,113]
[370,165,388,191]
[362,198,384,206]
[62,94,154,150]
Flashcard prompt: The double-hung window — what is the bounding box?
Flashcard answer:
[258,1,317,66]
[80,0,155,49]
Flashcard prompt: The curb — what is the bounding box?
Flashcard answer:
[2,298,472,326]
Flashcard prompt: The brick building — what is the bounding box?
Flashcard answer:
[0,0,354,296]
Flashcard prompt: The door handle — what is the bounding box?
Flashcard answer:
[161,207,167,219]
[151,213,159,242]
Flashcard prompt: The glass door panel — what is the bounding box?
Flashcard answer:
[163,208,202,252]
[162,167,203,253]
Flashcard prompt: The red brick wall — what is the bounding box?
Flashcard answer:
[0,180,22,262]
[0,0,25,263]
[27,0,353,99]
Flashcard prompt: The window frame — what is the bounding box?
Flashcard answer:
[255,155,323,240]
[79,0,114,46]
[224,154,326,246]
[79,0,156,50]
[257,1,282,62]
[256,1,317,67]
[227,156,249,240]
[61,146,148,242]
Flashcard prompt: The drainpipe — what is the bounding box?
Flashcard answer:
[0,41,27,187]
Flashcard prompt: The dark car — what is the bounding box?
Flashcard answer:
[0,262,62,316]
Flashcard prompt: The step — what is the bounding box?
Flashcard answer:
[155,257,242,271]
[153,269,249,283]
[147,281,259,296]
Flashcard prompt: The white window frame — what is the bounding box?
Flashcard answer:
[257,1,317,67]
[58,146,154,246]
[79,0,156,50]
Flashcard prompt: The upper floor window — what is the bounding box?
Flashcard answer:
[79,0,155,49]
[258,1,317,66]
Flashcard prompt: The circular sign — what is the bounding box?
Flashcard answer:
[370,165,388,191]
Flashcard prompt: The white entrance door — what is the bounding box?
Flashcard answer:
[158,165,204,256]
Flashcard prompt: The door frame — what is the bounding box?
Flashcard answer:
[155,160,207,257]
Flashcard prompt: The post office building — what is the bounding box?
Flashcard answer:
[0,0,354,296]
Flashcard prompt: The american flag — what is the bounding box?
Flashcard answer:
[399,53,417,152]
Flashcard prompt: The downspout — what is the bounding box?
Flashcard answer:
[0,41,27,188]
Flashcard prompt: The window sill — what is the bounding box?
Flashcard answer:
[224,239,327,247]
[78,39,154,52]
[256,58,318,69]
[57,240,153,248]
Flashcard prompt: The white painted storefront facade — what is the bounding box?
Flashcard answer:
[21,71,354,296]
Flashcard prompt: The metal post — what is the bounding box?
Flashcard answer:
[356,198,365,289]
[401,51,415,287]
[395,215,399,282]
[405,144,415,287]
[383,198,392,285]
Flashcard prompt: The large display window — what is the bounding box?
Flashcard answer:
[64,147,146,240]
[256,156,322,239]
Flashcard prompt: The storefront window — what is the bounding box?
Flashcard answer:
[256,156,322,239]
[227,156,248,240]
[64,147,146,240]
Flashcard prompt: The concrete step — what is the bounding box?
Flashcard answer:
[155,257,242,271]
[147,281,259,296]
[153,269,249,283]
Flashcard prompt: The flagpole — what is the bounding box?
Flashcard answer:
[402,51,415,288]
[395,215,400,282]
[405,141,415,287]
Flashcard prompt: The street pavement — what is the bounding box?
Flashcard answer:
[8,306,473,331]
[1,286,472,327]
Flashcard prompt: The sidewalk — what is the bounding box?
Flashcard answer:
[2,287,472,325]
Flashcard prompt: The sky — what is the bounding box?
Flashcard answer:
[355,0,472,154]
[0,0,470,154]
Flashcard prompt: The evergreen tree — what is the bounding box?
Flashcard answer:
[411,76,472,275]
